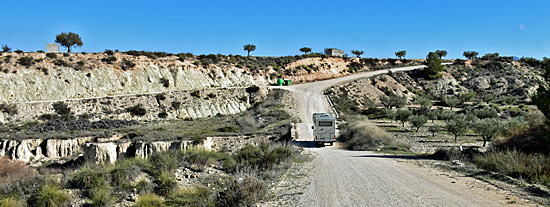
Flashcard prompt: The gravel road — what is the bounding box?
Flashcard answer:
[277,66,535,207]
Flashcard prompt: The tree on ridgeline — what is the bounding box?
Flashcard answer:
[395,50,406,59]
[55,32,83,53]
[299,47,312,54]
[351,50,364,58]
[243,44,256,57]
[463,51,478,60]
[435,50,447,59]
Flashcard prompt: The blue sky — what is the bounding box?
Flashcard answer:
[2,0,549,59]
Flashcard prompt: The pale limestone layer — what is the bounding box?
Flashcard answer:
[0,63,260,103]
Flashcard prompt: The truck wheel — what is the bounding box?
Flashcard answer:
[329,142,333,146]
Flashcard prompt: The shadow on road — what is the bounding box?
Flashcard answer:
[292,140,336,148]
[351,154,432,160]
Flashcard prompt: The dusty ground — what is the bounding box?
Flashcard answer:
[268,65,540,207]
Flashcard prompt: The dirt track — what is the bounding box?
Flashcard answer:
[278,66,535,207]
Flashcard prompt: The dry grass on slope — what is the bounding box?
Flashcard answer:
[338,115,410,151]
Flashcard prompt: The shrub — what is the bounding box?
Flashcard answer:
[148,151,179,176]
[233,142,294,171]
[121,58,135,70]
[27,183,71,207]
[14,50,23,54]
[88,185,113,207]
[183,147,228,171]
[158,112,168,118]
[108,158,143,190]
[165,186,214,207]
[245,85,260,93]
[380,93,407,109]
[338,116,407,151]
[0,196,26,207]
[52,102,72,118]
[217,125,240,132]
[159,77,170,88]
[104,49,114,56]
[101,56,117,64]
[53,59,69,67]
[126,104,147,117]
[133,193,166,207]
[45,53,57,58]
[215,173,267,207]
[0,103,18,115]
[0,157,34,183]
[17,56,34,67]
[473,150,550,187]
[154,171,177,196]
[431,148,463,161]
[70,164,107,190]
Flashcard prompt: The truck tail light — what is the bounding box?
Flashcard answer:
[315,136,317,140]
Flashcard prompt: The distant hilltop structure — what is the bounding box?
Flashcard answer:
[46,43,59,53]
[325,48,344,57]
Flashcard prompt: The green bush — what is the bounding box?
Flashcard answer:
[0,103,18,115]
[45,53,57,58]
[215,173,267,207]
[148,151,179,176]
[408,115,428,132]
[52,102,72,118]
[0,196,26,207]
[70,164,107,190]
[88,185,113,207]
[233,142,294,171]
[165,186,214,207]
[183,147,228,171]
[153,171,178,196]
[108,158,144,190]
[17,56,34,67]
[126,104,147,117]
[133,193,166,207]
[27,183,70,207]
[473,150,550,187]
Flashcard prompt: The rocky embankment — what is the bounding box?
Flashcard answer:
[0,134,265,166]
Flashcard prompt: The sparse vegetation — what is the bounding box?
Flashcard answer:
[339,115,409,151]
[126,104,147,117]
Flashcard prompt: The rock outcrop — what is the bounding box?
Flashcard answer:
[0,135,267,165]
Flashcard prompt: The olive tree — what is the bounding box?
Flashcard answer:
[351,50,364,58]
[445,114,468,141]
[428,125,440,137]
[435,50,447,59]
[299,47,312,54]
[55,32,83,53]
[463,51,479,60]
[409,115,428,132]
[444,96,460,110]
[395,50,406,59]
[243,44,256,57]
[472,118,505,147]
[380,93,407,109]
[395,109,412,127]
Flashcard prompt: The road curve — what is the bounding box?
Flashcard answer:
[275,65,533,207]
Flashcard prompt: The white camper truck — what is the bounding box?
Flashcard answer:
[312,113,336,146]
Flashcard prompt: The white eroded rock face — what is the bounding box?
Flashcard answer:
[0,135,267,165]
[1,88,254,124]
[0,63,261,103]
[0,137,91,164]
